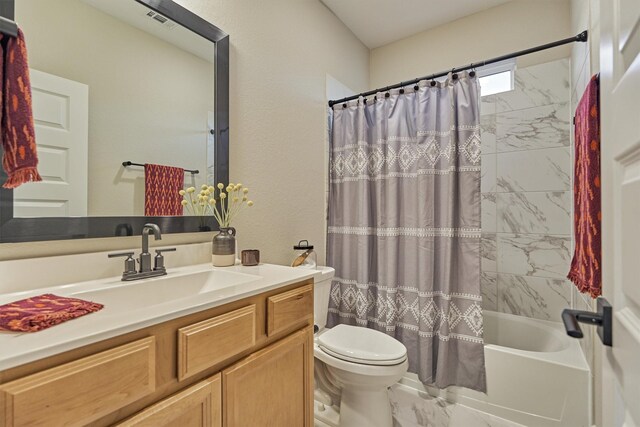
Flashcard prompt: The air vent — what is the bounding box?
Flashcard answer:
[145,10,177,29]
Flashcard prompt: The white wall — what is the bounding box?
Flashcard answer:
[171,0,369,266]
[0,0,369,262]
[370,1,572,90]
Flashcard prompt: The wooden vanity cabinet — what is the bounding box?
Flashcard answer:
[0,280,314,427]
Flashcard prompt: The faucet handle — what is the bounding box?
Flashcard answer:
[108,251,137,275]
[154,248,176,272]
[108,251,135,258]
[155,248,176,254]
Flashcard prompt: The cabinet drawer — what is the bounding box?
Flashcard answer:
[0,337,156,427]
[267,284,313,336]
[178,305,256,381]
[117,374,221,427]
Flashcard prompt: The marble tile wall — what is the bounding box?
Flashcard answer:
[481,58,573,322]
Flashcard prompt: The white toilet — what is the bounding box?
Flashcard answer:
[314,267,408,427]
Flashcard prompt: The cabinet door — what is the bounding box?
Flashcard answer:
[117,374,221,427]
[223,327,313,427]
[0,337,156,427]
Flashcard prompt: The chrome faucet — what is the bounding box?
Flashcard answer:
[108,223,176,281]
[140,223,162,273]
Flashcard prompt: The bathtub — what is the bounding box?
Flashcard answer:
[399,311,591,427]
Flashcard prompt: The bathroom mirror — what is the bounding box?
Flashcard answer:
[0,0,229,242]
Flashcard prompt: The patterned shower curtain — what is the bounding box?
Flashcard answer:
[326,72,486,392]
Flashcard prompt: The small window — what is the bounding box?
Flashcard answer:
[477,59,516,97]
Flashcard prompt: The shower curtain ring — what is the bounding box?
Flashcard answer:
[469,64,476,78]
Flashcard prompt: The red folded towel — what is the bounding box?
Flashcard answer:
[0,29,42,189]
[568,75,601,298]
[0,294,103,332]
[144,163,185,216]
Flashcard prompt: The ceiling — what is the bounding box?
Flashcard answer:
[321,0,512,49]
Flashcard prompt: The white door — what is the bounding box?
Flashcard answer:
[600,0,640,425]
[13,69,88,217]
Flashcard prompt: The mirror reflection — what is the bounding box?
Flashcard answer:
[14,0,215,217]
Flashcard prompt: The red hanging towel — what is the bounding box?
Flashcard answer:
[568,75,601,298]
[144,164,184,216]
[0,29,42,188]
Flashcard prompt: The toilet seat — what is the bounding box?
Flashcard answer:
[318,324,407,366]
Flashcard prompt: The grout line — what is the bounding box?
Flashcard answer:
[481,145,571,156]
[490,144,571,155]
[482,270,571,283]
[483,190,572,195]
[484,100,569,116]
[489,231,572,237]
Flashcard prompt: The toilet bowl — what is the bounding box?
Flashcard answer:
[313,267,408,427]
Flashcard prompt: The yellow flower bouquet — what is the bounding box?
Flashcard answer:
[180,182,254,228]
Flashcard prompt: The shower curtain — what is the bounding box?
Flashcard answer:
[326,73,486,392]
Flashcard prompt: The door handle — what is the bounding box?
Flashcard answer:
[561,297,612,346]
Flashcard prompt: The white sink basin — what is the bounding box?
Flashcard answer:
[72,269,261,310]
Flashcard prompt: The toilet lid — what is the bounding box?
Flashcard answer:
[318,324,407,365]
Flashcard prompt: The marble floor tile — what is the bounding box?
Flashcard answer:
[389,384,523,427]
[495,59,570,113]
[497,233,572,279]
[389,384,454,427]
[449,405,525,427]
[481,193,497,234]
[497,191,571,235]
[481,233,497,272]
[481,271,498,311]
[481,114,497,154]
[496,103,570,152]
[497,147,571,192]
[497,274,571,321]
[481,154,497,193]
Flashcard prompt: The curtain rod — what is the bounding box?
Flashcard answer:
[328,30,588,107]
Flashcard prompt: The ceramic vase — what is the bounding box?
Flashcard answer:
[212,227,236,266]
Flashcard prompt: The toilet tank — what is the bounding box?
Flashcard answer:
[314,266,335,331]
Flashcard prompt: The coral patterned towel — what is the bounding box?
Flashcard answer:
[0,294,104,332]
[568,75,601,298]
[144,164,184,216]
[0,29,42,189]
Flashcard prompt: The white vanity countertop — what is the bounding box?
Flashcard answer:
[0,263,322,371]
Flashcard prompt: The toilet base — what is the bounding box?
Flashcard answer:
[339,386,393,427]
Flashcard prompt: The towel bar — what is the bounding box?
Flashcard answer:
[122,161,199,174]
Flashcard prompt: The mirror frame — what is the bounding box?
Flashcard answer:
[0,0,229,242]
